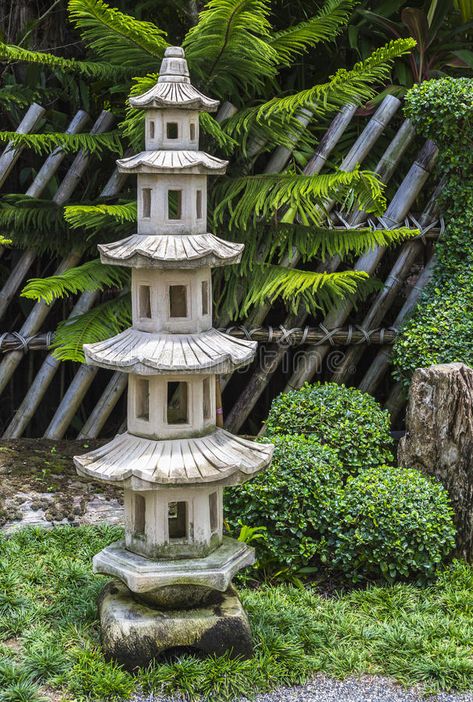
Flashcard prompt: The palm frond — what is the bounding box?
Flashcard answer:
[0,130,123,156]
[269,224,420,260]
[213,169,385,230]
[64,202,137,231]
[222,106,316,158]
[240,265,374,315]
[183,0,278,99]
[258,38,416,120]
[270,0,358,67]
[0,42,127,80]
[199,112,238,155]
[120,73,158,150]
[52,293,131,362]
[0,196,66,237]
[68,0,168,72]
[21,259,129,304]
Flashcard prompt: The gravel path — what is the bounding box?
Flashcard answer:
[131,676,473,702]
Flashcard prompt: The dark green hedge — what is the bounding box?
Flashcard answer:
[393,78,473,384]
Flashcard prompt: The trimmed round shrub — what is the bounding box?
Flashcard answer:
[224,435,343,571]
[328,466,456,583]
[264,382,393,475]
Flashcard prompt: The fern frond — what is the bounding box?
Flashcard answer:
[0,196,66,236]
[68,0,168,72]
[0,130,123,156]
[241,265,373,315]
[183,0,278,99]
[213,169,385,230]
[120,73,158,150]
[222,106,316,158]
[258,38,416,120]
[0,42,127,80]
[52,293,131,362]
[64,202,136,231]
[269,224,420,261]
[270,0,358,67]
[200,112,238,155]
[21,259,129,304]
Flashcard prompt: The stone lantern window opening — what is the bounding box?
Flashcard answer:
[167,189,182,220]
[134,494,146,536]
[135,378,150,422]
[209,492,218,534]
[166,122,179,139]
[168,501,188,540]
[169,284,188,318]
[196,189,203,219]
[167,381,189,424]
[138,285,152,319]
[190,122,196,141]
[149,121,155,140]
[201,280,209,316]
[202,376,211,420]
[142,187,152,219]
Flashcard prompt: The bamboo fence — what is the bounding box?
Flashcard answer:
[0,98,441,438]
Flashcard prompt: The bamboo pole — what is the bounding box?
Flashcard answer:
[224,99,404,433]
[77,371,127,439]
[331,178,443,385]
[0,103,46,188]
[3,291,98,438]
[43,364,98,439]
[0,110,91,322]
[358,256,436,394]
[280,139,438,395]
[384,380,405,422]
[0,110,115,397]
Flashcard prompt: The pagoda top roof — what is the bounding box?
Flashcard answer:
[129,47,219,112]
[84,328,256,375]
[99,233,243,269]
[74,429,273,488]
[116,149,227,175]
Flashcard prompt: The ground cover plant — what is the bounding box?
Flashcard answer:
[0,525,472,701]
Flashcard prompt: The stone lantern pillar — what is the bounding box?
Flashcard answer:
[74,46,273,668]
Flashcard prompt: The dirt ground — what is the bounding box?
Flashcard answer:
[0,438,123,532]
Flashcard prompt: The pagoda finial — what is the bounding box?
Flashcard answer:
[158,46,190,84]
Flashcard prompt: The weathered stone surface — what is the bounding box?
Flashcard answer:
[93,537,255,597]
[98,580,253,670]
[398,363,473,561]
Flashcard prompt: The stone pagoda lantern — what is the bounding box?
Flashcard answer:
[74,46,273,668]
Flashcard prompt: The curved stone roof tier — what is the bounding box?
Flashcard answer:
[98,233,243,269]
[129,80,219,112]
[117,150,227,175]
[84,328,256,374]
[74,429,274,488]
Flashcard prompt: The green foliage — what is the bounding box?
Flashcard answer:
[225,435,343,571]
[265,382,394,475]
[68,0,168,72]
[183,0,278,99]
[239,266,374,316]
[257,38,416,120]
[269,0,358,66]
[213,169,387,229]
[0,130,123,156]
[64,201,137,230]
[328,466,456,583]
[51,294,131,362]
[21,259,129,304]
[1,525,472,698]
[393,78,473,384]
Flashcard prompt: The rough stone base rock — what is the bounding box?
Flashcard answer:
[398,362,473,561]
[98,580,253,669]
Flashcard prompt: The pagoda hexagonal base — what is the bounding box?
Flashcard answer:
[93,537,255,599]
[98,580,253,670]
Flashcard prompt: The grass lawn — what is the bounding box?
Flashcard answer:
[0,526,472,702]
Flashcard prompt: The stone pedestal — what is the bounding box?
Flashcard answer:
[398,362,473,561]
[98,581,253,670]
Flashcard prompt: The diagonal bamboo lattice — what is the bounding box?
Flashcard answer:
[0,97,441,438]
